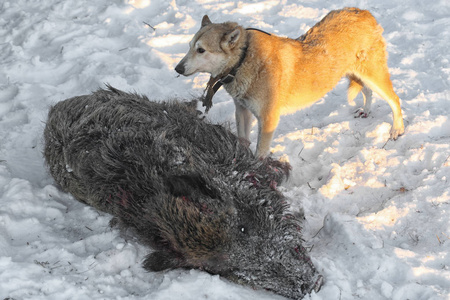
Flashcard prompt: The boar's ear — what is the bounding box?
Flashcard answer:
[167,174,220,199]
[222,27,241,50]
[201,15,212,27]
[143,251,182,272]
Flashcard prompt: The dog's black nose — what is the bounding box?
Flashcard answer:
[175,63,185,75]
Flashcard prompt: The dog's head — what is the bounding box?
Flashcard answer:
[175,16,246,78]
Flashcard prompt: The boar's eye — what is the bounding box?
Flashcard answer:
[197,48,205,54]
[239,225,248,234]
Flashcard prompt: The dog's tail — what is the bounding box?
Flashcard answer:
[347,74,364,104]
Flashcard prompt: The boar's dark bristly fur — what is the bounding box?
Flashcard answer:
[43,86,323,299]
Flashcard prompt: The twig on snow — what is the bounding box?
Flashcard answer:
[143,21,156,31]
[312,226,324,238]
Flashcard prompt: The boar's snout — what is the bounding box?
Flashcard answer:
[222,241,323,299]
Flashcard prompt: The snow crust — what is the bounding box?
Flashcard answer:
[0,0,449,299]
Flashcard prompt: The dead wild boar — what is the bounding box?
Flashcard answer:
[43,86,323,299]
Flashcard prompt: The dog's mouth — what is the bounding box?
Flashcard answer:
[175,67,197,77]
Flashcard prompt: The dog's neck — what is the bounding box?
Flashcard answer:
[201,28,271,112]
[217,28,271,83]
[219,46,248,83]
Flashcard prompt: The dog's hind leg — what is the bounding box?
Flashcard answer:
[357,53,404,139]
[359,86,373,118]
[348,75,373,118]
[347,74,363,104]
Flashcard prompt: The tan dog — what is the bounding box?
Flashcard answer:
[175,7,404,157]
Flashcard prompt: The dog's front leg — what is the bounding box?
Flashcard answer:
[255,109,280,158]
[234,100,253,141]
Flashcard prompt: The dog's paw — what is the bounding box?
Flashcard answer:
[389,126,404,140]
[354,108,369,118]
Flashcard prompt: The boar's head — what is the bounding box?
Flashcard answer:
[137,176,322,299]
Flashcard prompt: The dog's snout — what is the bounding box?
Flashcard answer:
[175,63,185,75]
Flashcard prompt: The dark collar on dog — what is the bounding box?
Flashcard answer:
[220,43,249,84]
[202,28,271,112]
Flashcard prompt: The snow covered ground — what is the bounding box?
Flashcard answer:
[0,0,449,299]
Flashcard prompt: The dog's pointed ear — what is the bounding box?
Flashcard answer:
[222,27,242,50]
[201,15,212,28]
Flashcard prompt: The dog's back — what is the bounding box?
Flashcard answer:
[236,8,384,113]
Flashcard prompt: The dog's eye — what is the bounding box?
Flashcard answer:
[197,48,205,54]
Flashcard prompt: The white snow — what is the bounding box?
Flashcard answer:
[1,0,449,299]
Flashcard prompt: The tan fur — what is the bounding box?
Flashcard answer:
[176,8,405,157]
